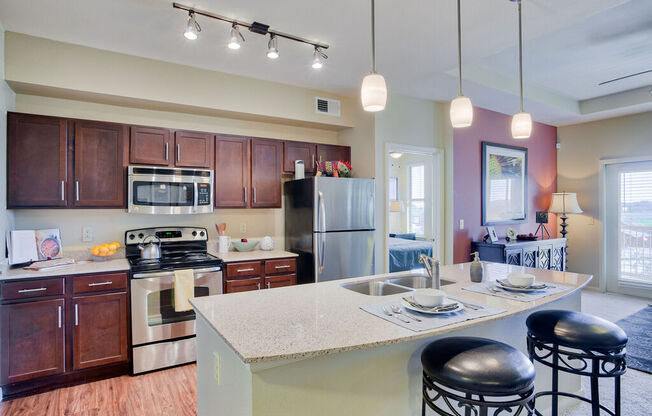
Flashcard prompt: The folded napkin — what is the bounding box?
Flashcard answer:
[174,269,195,312]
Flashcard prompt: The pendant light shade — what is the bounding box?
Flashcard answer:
[511,111,532,139]
[361,0,386,112]
[450,96,473,128]
[361,73,387,112]
[450,0,473,128]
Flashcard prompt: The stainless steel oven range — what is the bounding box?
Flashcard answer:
[126,227,222,374]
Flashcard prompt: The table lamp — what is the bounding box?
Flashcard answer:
[389,200,403,212]
[548,192,583,239]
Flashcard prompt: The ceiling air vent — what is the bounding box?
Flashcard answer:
[315,97,340,117]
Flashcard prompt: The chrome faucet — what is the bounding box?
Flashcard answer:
[418,254,441,289]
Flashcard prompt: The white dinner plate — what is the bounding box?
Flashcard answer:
[401,299,465,315]
[495,280,548,293]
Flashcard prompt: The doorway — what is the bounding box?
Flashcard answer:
[384,143,443,273]
[603,157,652,298]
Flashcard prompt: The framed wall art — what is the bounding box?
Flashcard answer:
[482,141,528,225]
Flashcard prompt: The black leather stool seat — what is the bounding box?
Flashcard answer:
[526,310,628,351]
[421,337,535,395]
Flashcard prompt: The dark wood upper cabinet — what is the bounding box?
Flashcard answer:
[174,130,213,168]
[73,121,126,208]
[316,144,351,164]
[129,126,171,166]
[283,141,316,174]
[1,299,65,384]
[72,292,128,370]
[215,135,250,208]
[251,138,282,208]
[7,113,68,208]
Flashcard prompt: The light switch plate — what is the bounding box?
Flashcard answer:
[459,219,465,230]
[239,223,247,233]
[82,226,93,242]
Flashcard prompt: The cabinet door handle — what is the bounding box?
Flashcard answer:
[76,181,80,201]
[74,304,79,326]
[88,281,113,287]
[266,282,271,289]
[244,187,247,203]
[58,305,62,328]
[275,265,291,269]
[61,181,65,201]
[237,268,255,272]
[257,282,261,290]
[177,143,181,161]
[18,287,47,293]
[253,187,257,204]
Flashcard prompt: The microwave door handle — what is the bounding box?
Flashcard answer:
[194,182,199,210]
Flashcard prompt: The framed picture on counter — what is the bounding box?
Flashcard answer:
[482,141,528,225]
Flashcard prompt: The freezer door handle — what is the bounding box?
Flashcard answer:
[318,191,326,232]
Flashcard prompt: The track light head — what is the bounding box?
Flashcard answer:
[312,47,327,69]
[267,34,279,59]
[184,11,201,40]
[228,23,245,50]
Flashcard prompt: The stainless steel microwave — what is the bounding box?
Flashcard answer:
[128,166,214,214]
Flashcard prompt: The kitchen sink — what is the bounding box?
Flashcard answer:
[386,276,455,289]
[340,280,413,296]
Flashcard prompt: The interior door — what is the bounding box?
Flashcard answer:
[215,135,249,208]
[314,230,375,282]
[605,160,652,298]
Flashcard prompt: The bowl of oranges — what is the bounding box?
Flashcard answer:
[91,242,121,261]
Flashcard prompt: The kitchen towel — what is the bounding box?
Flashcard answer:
[360,298,506,332]
[462,281,572,302]
[174,269,195,312]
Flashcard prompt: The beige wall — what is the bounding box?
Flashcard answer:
[558,111,652,288]
[0,26,16,260]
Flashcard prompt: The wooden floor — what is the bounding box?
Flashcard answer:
[0,364,197,416]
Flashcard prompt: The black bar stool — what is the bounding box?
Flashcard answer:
[526,310,628,416]
[421,337,536,416]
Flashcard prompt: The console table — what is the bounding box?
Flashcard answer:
[471,238,567,271]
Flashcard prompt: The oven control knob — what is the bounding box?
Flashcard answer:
[129,234,135,240]
[138,233,144,239]
[192,231,197,237]
[200,231,205,237]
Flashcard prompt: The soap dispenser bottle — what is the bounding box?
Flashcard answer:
[470,251,483,282]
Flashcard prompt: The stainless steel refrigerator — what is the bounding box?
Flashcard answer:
[284,177,375,283]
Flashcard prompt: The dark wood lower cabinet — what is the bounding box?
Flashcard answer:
[0,272,130,400]
[226,277,262,293]
[264,274,296,289]
[73,292,128,370]
[0,299,65,384]
[224,258,297,293]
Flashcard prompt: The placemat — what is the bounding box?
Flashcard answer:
[462,281,572,302]
[360,297,506,332]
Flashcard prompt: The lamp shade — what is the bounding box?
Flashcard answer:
[361,73,387,112]
[548,192,583,214]
[450,96,473,128]
[389,200,403,212]
[511,112,532,139]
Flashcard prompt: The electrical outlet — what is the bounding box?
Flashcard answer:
[459,219,465,230]
[213,352,221,385]
[82,226,93,242]
[240,223,247,233]
[556,142,562,149]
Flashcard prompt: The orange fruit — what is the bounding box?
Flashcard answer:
[111,241,120,248]
[91,247,100,256]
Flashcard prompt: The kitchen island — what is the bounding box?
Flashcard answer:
[190,262,592,416]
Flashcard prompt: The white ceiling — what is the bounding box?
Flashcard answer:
[0,0,650,125]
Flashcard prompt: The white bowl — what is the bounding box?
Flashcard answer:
[413,289,446,308]
[507,273,536,287]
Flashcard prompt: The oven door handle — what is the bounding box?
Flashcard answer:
[132,266,222,279]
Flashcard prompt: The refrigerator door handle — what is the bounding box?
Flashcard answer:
[319,232,325,274]
[318,191,326,232]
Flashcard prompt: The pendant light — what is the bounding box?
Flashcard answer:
[361,0,387,112]
[511,0,532,139]
[450,0,473,128]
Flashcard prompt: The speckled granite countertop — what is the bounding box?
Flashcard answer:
[210,249,298,263]
[190,262,592,364]
[0,258,130,281]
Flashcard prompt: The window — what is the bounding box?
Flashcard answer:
[409,165,425,235]
[618,169,652,283]
[388,177,398,201]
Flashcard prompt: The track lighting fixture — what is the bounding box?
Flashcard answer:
[267,34,279,59]
[361,0,387,112]
[173,3,329,68]
[228,23,245,50]
[450,0,473,128]
[510,0,532,139]
[312,47,327,69]
[183,11,201,40]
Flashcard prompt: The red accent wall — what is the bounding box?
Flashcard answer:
[453,107,558,263]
